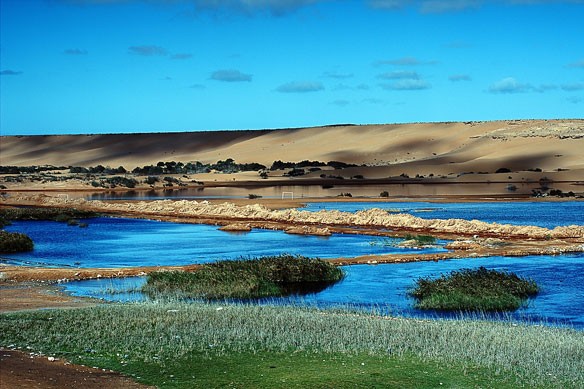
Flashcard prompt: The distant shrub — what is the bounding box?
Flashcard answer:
[495,168,511,173]
[380,191,390,198]
[248,194,262,199]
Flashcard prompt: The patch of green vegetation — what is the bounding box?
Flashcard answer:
[1,303,582,388]
[0,230,34,253]
[403,234,437,245]
[143,255,344,299]
[411,267,539,312]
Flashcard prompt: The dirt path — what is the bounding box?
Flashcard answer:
[0,285,155,388]
[0,349,154,389]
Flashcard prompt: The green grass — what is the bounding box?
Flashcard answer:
[0,230,34,253]
[143,255,344,299]
[1,302,582,388]
[411,267,539,311]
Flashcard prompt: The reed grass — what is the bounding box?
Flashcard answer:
[411,267,539,311]
[0,230,34,253]
[143,254,344,299]
[1,302,581,388]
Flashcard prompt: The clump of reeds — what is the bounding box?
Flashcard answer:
[410,267,539,311]
[143,254,344,299]
[0,230,34,253]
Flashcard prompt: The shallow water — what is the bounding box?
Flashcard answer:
[2,218,445,268]
[62,253,584,329]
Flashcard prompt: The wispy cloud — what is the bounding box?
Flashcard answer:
[333,83,370,91]
[322,71,354,79]
[488,77,532,93]
[190,0,323,16]
[374,56,438,66]
[449,74,472,82]
[128,45,168,56]
[210,69,252,82]
[189,83,206,89]
[367,0,408,10]
[561,82,584,91]
[367,0,584,13]
[0,70,23,76]
[332,99,350,107]
[64,48,88,55]
[362,97,385,104]
[381,79,431,90]
[378,70,420,80]
[567,60,584,68]
[420,0,481,13]
[276,81,324,93]
[567,96,582,104]
[171,53,192,60]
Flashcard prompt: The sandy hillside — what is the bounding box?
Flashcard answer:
[1,120,583,180]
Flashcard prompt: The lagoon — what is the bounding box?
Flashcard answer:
[2,217,445,268]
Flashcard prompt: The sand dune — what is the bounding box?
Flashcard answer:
[1,120,583,186]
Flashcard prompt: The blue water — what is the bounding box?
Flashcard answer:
[62,253,584,329]
[3,201,583,329]
[2,218,445,268]
[304,201,584,229]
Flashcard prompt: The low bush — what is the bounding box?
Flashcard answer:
[410,267,539,312]
[0,230,34,253]
[143,255,344,299]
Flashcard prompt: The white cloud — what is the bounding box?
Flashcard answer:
[488,77,532,93]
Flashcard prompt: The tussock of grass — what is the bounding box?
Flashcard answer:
[143,254,344,299]
[411,267,539,311]
[1,302,582,388]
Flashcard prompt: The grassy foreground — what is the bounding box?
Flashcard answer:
[143,255,344,299]
[411,267,539,312]
[1,302,582,388]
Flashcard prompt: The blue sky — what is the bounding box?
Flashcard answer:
[1,0,583,135]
